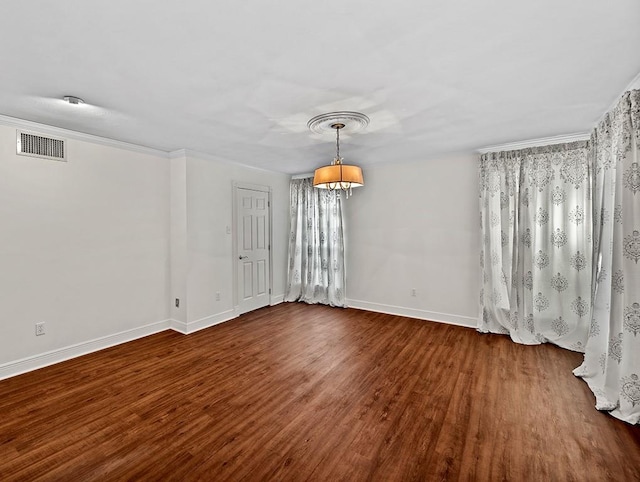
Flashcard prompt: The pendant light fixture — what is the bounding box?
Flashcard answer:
[309,111,368,198]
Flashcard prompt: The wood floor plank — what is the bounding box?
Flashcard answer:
[1,302,639,481]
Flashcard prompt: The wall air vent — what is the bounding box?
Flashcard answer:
[16,130,66,161]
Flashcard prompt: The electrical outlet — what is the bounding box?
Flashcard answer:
[175,298,180,308]
[35,322,45,336]
[411,288,417,297]
[215,292,221,301]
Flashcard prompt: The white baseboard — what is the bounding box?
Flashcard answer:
[172,309,237,335]
[170,319,189,334]
[0,302,477,381]
[0,319,172,381]
[346,299,477,329]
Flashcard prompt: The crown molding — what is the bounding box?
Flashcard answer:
[174,148,289,175]
[477,132,590,154]
[0,114,169,158]
[477,70,640,155]
[600,70,640,117]
[291,172,314,179]
[168,148,189,159]
[624,70,640,91]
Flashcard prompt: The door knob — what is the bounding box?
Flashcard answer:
[239,255,248,260]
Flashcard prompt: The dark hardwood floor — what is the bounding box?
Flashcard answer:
[1,303,639,481]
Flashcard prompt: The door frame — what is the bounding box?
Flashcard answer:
[232,181,273,315]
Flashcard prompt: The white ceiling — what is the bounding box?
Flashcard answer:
[1,1,639,174]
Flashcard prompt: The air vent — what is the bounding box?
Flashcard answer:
[17,130,66,161]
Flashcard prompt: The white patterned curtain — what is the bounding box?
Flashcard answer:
[285,177,346,307]
[574,90,640,424]
[479,142,592,351]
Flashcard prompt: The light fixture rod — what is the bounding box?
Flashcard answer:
[331,122,344,164]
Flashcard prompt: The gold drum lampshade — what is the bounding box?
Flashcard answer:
[313,163,364,190]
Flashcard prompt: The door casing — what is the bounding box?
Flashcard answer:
[232,182,273,315]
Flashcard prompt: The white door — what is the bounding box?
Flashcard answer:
[235,186,271,314]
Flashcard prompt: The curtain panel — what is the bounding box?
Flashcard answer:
[478,142,593,351]
[574,90,640,424]
[284,178,346,307]
[480,89,640,424]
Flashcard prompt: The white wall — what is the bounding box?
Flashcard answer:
[344,154,480,327]
[0,114,477,377]
[0,114,477,378]
[0,123,171,371]
[0,120,291,377]
[170,151,290,332]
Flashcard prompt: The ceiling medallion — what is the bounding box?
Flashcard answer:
[310,111,368,198]
[307,111,370,135]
